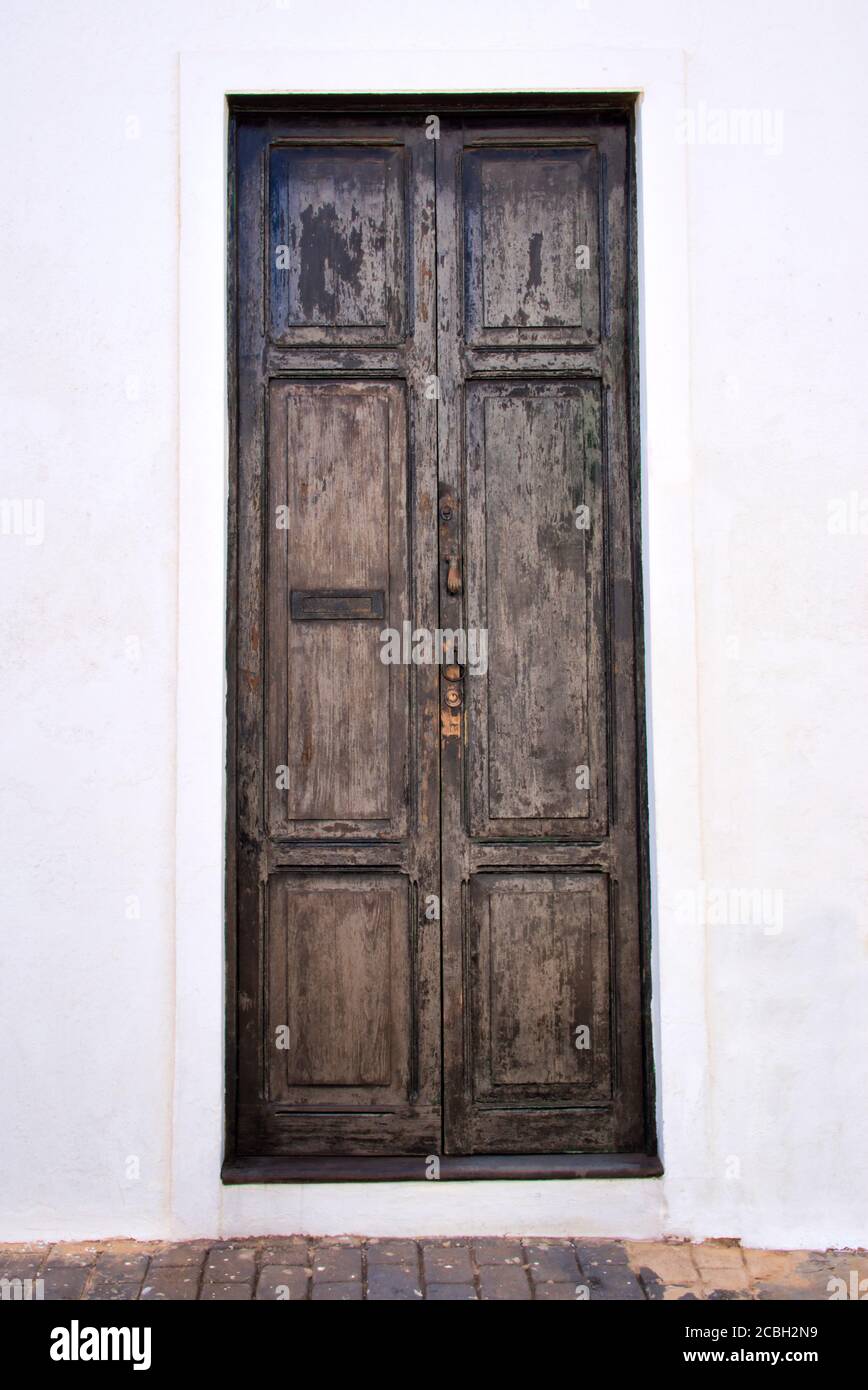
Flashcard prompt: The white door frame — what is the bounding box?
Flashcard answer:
[175,43,702,1238]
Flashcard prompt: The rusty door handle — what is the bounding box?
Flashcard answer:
[446,553,462,595]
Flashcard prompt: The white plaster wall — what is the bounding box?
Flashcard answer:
[1,0,866,1249]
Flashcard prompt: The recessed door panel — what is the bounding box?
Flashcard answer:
[268,144,405,344]
[266,378,408,840]
[465,380,609,840]
[470,872,611,1100]
[464,145,600,346]
[267,873,412,1105]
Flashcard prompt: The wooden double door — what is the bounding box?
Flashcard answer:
[226,97,656,1179]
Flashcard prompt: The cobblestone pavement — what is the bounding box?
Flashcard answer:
[1,1238,865,1301]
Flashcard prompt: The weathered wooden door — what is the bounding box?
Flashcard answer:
[227,98,655,1180]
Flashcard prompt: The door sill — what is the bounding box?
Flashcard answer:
[221,1153,663,1184]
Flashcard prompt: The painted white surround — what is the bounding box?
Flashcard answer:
[2,2,866,1249]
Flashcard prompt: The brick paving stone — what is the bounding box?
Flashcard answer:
[701,1274,751,1296]
[472,1240,525,1265]
[635,1266,667,1300]
[582,1263,646,1301]
[692,1241,750,1295]
[99,1240,157,1256]
[743,1248,812,1283]
[524,1242,581,1283]
[312,1281,363,1300]
[46,1243,100,1267]
[590,1274,646,1300]
[366,1263,424,1300]
[83,1276,144,1301]
[816,1249,868,1300]
[311,1245,362,1284]
[42,1265,91,1300]
[693,1239,747,1274]
[94,1251,150,1280]
[422,1243,474,1284]
[575,1239,631,1269]
[752,1251,841,1302]
[148,1241,210,1270]
[693,1240,741,1264]
[479,1265,532,1300]
[578,1241,646,1300]
[200,1282,254,1301]
[534,1281,584,1300]
[256,1265,310,1300]
[819,1249,868,1270]
[626,1240,698,1288]
[258,1239,309,1266]
[140,1269,200,1301]
[366,1240,419,1266]
[0,1236,855,1301]
[0,1252,48,1279]
[204,1245,258,1283]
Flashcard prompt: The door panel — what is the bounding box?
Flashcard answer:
[228,100,652,1173]
[465,380,608,839]
[437,112,647,1156]
[267,873,412,1102]
[471,872,612,1097]
[232,113,440,1159]
[268,143,406,344]
[266,378,408,839]
[463,145,600,345]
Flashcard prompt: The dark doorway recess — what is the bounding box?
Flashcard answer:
[224,93,658,1183]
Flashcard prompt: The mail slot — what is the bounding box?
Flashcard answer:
[290,589,386,621]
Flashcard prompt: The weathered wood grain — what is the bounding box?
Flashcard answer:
[439,111,649,1157]
[464,380,608,839]
[266,379,404,831]
[230,114,440,1160]
[227,99,653,1173]
[464,144,600,345]
[268,144,405,345]
[267,873,409,1101]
